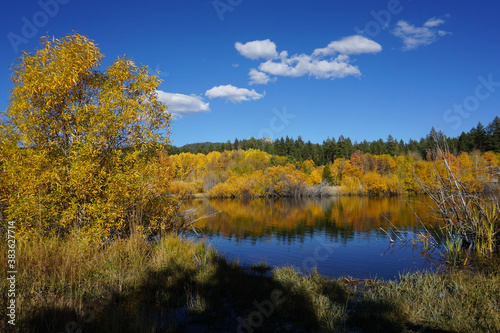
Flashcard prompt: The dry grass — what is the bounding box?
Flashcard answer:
[354,269,500,332]
[1,234,499,332]
[0,233,217,332]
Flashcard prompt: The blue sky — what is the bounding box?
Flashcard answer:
[1,0,500,146]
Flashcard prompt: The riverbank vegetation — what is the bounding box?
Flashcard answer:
[164,147,500,197]
[413,139,500,266]
[1,234,499,332]
[166,116,500,198]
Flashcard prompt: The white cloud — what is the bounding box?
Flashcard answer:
[249,68,276,85]
[424,17,445,28]
[236,35,381,84]
[156,90,210,118]
[393,17,450,50]
[259,54,361,79]
[205,84,264,103]
[235,39,278,60]
[312,35,382,57]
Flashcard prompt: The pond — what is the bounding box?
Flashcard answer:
[181,196,445,280]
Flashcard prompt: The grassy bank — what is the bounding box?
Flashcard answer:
[1,235,499,333]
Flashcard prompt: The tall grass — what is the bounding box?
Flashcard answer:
[415,139,500,263]
[0,233,217,332]
[1,234,499,332]
[354,269,500,332]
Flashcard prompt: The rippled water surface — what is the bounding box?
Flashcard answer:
[182,196,444,280]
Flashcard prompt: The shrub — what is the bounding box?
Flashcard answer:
[362,172,388,195]
[169,181,196,197]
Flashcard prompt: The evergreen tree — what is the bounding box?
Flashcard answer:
[215,142,224,152]
[206,142,214,153]
[337,135,347,158]
[486,116,500,152]
[247,137,258,150]
[294,136,305,160]
[386,134,397,155]
[166,115,500,165]
[344,137,354,158]
[472,122,487,151]
[458,131,473,152]
[398,139,405,154]
[323,137,336,163]
[275,137,286,156]
[446,137,459,155]
[354,139,370,154]
[406,139,420,155]
[371,139,384,155]
[263,141,273,154]
[322,163,334,185]
[313,143,323,165]
[304,140,314,160]
[285,136,293,155]
[419,137,430,159]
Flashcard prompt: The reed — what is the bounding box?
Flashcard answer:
[415,137,500,263]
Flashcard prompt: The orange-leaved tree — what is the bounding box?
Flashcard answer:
[0,33,176,242]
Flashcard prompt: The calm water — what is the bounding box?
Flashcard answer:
[181,196,444,280]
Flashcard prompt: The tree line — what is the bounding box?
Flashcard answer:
[169,116,500,166]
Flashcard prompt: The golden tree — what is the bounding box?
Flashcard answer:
[0,33,176,242]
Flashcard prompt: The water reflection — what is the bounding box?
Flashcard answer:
[182,196,444,280]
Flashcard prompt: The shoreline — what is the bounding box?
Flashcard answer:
[3,234,499,332]
[170,186,421,200]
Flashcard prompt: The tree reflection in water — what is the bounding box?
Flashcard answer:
[181,196,444,279]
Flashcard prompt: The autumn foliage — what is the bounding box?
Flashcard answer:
[0,34,176,242]
[161,149,500,198]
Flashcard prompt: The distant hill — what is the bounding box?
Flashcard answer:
[180,142,221,150]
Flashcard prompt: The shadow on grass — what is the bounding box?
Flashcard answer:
[17,256,457,333]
